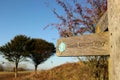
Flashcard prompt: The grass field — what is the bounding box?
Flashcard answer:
[0,71,32,80]
[0,62,92,80]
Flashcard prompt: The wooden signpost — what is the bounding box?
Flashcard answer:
[56,0,120,79]
[56,32,109,56]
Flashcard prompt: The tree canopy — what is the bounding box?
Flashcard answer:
[46,0,107,37]
[26,38,55,73]
[0,35,30,62]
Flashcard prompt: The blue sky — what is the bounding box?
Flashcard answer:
[0,0,79,70]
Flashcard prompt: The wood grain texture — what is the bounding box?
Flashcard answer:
[96,11,108,33]
[56,32,109,56]
[108,0,120,80]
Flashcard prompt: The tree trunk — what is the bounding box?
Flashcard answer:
[15,62,18,78]
[35,64,38,74]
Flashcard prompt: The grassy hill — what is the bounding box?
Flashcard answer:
[0,62,93,80]
[17,62,92,80]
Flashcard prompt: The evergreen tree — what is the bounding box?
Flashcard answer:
[26,38,55,74]
[0,35,30,78]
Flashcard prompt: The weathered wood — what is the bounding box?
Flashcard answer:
[56,32,109,56]
[96,11,108,33]
[108,0,120,80]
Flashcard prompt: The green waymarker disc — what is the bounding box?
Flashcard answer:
[58,42,66,53]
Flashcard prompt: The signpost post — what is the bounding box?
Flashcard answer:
[108,0,120,80]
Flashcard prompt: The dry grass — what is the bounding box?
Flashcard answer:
[0,62,92,80]
[0,71,32,80]
[18,62,91,80]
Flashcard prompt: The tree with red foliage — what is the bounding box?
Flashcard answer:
[46,0,107,37]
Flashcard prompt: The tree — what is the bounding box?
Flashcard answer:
[46,0,108,80]
[0,35,30,78]
[46,0,107,36]
[0,64,3,71]
[26,38,55,74]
